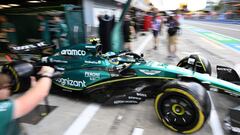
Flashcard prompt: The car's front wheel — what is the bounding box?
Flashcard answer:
[154,80,211,134]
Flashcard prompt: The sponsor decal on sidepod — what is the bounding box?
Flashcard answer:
[60,49,86,56]
[85,72,100,80]
[56,78,86,87]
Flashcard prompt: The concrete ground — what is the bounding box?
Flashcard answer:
[14,20,240,135]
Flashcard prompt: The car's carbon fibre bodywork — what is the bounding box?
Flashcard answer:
[37,43,240,104]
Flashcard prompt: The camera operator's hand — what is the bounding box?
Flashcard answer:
[38,66,55,78]
[30,76,37,87]
[30,66,55,88]
[14,66,54,119]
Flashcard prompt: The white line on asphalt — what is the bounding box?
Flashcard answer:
[185,23,240,42]
[188,21,240,32]
[200,37,225,50]
[131,128,144,135]
[185,26,240,54]
[207,91,224,135]
[64,104,101,135]
[134,34,153,54]
[204,30,240,42]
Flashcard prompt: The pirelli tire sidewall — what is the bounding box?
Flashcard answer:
[2,63,31,93]
[154,80,211,134]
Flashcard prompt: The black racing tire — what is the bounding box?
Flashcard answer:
[177,54,212,75]
[154,80,211,134]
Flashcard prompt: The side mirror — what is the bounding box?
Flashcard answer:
[217,65,240,84]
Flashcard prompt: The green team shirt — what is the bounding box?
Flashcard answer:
[0,100,20,135]
[40,20,50,44]
[56,21,70,48]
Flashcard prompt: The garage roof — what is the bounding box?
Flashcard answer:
[0,0,82,14]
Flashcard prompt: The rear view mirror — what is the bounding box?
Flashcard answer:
[217,65,240,84]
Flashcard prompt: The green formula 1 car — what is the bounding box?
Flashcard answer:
[3,42,240,134]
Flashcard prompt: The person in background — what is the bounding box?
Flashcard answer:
[53,15,70,48]
[0,16,17,45]
[175,13,184,35]
[135,10,142,34]
[98,14,115,53]
[151,13,162,50]
[143,12,153,32]
[123,14,134,51]
[37,14,50,44]
[166,15,180,58]
[0,66,54,135]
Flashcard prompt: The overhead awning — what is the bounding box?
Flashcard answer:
[0,0,82,9]
[0,0,83,14]
[114,0,151,11]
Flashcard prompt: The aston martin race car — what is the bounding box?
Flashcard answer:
[2,42,240,134]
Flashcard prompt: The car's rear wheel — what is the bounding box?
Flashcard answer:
[154,80,211,134]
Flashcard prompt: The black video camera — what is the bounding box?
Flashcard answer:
[0,59,62,93]
[1,61,36,93]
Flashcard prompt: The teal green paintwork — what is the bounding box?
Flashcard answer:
[44,43,240,96]
[132,61,240,95]
[111,21,124,52]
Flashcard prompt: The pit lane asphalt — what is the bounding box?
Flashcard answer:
[21,21,240,135]
[184,20,240,39]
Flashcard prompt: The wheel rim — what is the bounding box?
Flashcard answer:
[172,104,185,115]
[160,95,198,129]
